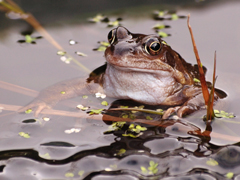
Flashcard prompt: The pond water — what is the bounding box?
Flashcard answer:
[0,0,240,179]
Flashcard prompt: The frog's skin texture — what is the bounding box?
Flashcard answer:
[19,26,224,119]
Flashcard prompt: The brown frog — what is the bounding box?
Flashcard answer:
[20,26,225,118]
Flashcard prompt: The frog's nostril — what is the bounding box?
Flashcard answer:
[129,47,134,53]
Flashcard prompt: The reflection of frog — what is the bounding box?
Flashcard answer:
[20,26,226,118]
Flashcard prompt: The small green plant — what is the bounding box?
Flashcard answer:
[39,153,51,159]
[107,18,122,27]
[158,31,169,38]
[25,109,32,114]
[146,116,153,120]
[78,170,84,177]
[104,121,126,134]
[116,148,126,156]
[141,160,158,175]
[214,110,235,118]
[89,109,104,115]
[206,158,218,166]
[225,172,234,179]
[110,122,126,131]
[65,172,74,177]
[19,132,30,138]
[171,13,179,20]
[122,124,147,138]
[82,95,88,99]
[101,101,108,106]
[88,14,106,22]
[153,23,166,30]
[93,41,110,51]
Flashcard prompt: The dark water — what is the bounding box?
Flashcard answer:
[1,0,240,179]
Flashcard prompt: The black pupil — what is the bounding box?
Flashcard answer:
[150,42,160,51]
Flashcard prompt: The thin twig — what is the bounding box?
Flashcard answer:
[187,14,210,105]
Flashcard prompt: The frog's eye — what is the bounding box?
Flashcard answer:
[107,29,116,44]
[145,39,161,55]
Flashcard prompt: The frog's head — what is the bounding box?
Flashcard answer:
[105,26,193,85]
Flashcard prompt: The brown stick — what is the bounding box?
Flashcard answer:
[187,15,210,105]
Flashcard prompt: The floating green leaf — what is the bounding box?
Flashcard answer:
[99,41,110,47]
[25,109,32,114]
[129,124,135,129]
[121,114,128,119]
[108,20,120,27]
[60,91,66,94]
[122,124,147,138]
[206,158,218,166]
[225,172,234,179]
[78,170,84,177]
[113,121,126,128]
[19,132,30,138]
[153,23,165,30]
[25,35,36,43]
[117,148,126,156]
[136,125,147,131]
[39,153,51,159]
[156,11,166,17]
[158,31,168,38]
[146,116,153,120]
[89,14,105,22]
[171,13,179,20]
[94,46,106,52]
[82,95,88,99]
[120,106,128,108]
[141,166,148,174]
[57,50,66,56]
[148,161,158,174]
[122,133,140,138]
[141,160,158,175]
[65,172,74,177]
[89,109,104,115]
[214,110,235,118]
[107,121,126,132]
[101,101,108,106]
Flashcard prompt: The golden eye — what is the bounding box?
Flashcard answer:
[145,39,161,55]
[107,29,116,44]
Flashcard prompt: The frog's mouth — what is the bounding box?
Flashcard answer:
[105,54,173,74]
